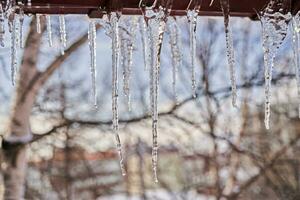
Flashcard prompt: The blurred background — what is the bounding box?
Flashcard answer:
[0,14,300,200]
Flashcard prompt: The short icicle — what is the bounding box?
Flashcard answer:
[36,14,41,34]
[0,4,5,47]
[167,17,182,103]
[10,15,18,85]
[19,10,24,48]
[59,15,67,55]
[88,20,97,108]
[46,15,53,47]
[260,0,291,129]
[293,12,300,118]
[139,17,150,71]
[220,0,237,107]
[187,9,198,98]
[120,17,138,111]
[110,12,126,176]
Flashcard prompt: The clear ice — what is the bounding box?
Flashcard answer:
[293,12,300,118]
[110,12,126,176]
[260,0,291,129]
[88,20,97,108]
[220,0,237,107]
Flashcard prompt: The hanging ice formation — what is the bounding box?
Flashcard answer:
[59,15,67,55]
[187,5,199,98]
[0,3,5,47]
[220,0,237,107]
[88,20,97,108]
[19,9,24,48]
[36,14,41,34]
[167,17,182,102]
[10,15,18,86]
[141,0,173,183]
[139,17,150,71]
[292,12,300,118]
[46,15,53,47]
[260,0,291,129]
[120,17,138,111]
[2,0,300,179]
[110,12,126,176]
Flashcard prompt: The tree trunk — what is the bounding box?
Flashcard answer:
[1,16,94,199]
[1,18,44,200]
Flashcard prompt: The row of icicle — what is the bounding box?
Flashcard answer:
[1,0,299,181]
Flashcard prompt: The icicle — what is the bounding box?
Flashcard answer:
[220,0,237,107]
[59,15,67,55]
[27,0,32,7]
[139,17,150,71]
[0,4,5,47]
[120,17,138,111]
[292,12,300,118]
[260,0,291,129]
[167,17,182,103]
[10,16,18,85]
[36,14,41,34]
[110,12,126,176]
[88,20,97,108]
[46,15,53,47]
[187,9,198,98]
[145,2,172,183]
[19,10,24,48]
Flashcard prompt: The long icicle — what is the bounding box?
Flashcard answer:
[46,15,53,47]
[111,12,126,176]
[293,12,300,118]
[88,20,97,108]
[59,15,67,55]
[220,0,237,107]
[146,1,173,182]
[261,0,291,129]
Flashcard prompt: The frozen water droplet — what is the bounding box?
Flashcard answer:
[260,0,291,129]
[220,0,237,107]
[88,20,97,108]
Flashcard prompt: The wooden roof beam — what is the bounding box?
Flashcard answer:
[22,0,300,20]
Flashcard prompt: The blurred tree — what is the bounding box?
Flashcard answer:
[0,14,299,200]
